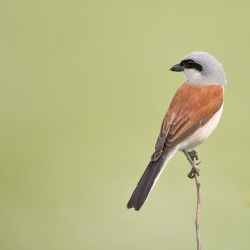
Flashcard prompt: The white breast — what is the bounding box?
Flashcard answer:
[177,103,224,151]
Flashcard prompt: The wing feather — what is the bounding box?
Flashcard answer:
[151,83,223,161]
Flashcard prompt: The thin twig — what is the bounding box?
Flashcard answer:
[183,151,201,250]
[193,157,201,250]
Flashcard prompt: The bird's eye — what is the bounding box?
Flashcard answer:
[186,60,194,67]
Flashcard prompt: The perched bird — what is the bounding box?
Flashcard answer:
[127,51,227,211]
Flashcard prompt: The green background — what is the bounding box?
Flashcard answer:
[1,1,250,249]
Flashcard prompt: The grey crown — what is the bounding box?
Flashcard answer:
[183,51,227,85]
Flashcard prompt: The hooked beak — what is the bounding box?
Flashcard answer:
[170,63,184,72]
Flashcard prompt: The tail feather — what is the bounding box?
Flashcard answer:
[127,156,167,211]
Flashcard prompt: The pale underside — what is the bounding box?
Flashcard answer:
[148,102,223,199]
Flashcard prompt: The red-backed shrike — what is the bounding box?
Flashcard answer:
[127,51,226,211]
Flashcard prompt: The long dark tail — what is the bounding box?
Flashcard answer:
[127,155,168,211]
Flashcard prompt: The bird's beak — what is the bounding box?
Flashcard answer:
[170,63,184,72]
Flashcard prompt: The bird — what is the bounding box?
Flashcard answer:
[127,51,227,211]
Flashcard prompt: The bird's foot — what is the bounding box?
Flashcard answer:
[187,165,200,179]
[183,150,201,179]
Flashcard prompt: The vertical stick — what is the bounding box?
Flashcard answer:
[182,151,201,249]
[193,157,201,250]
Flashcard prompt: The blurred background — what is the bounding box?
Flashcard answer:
[1,1,250,249]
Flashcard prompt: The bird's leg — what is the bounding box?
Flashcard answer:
[183,150,200,179]
[187,150,199,161]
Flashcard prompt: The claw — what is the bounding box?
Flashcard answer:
[188,165,200,179]
[188,172,195,179]
[183,150,201,179]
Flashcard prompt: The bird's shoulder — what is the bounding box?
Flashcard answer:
[167,82,223,120]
